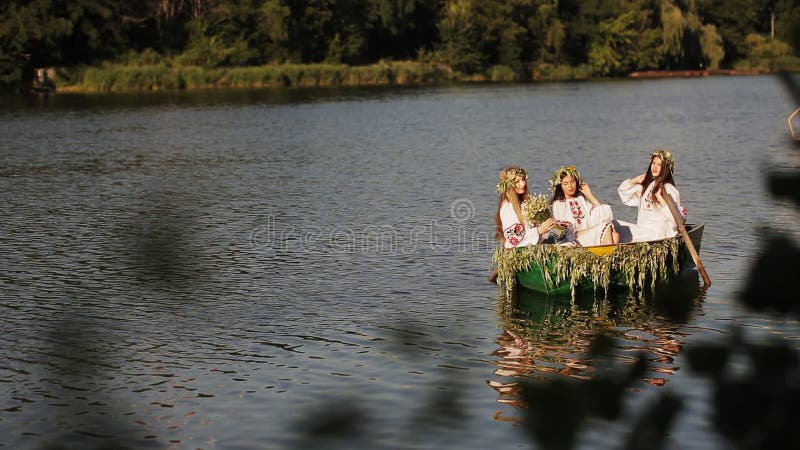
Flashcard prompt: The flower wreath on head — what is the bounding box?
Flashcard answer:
[650,149,676,174]
[496,167,528,193]
[549,165,583,193]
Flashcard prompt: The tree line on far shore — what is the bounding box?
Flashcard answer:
[2,0,800,92]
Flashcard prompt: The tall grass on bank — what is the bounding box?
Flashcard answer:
[78,63,181,92]
[533,63,594,81]
[59,61,458,92]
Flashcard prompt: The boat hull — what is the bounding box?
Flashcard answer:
[516,224,705,296]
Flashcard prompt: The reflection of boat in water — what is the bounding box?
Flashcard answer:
[494,224,704,297]
[488,286,699,415]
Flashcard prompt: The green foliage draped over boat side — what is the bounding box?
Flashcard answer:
[492,238,681,297]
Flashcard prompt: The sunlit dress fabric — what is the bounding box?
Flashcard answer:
[500,201,542,248]
[551,196,615,246]
[617,180,686,242]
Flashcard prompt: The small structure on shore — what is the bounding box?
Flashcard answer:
[31,67,56,93]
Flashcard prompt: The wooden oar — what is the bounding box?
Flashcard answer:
[663,192,711,286]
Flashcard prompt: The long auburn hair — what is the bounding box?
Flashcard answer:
[494,166,531,243]
[642,154,676,205]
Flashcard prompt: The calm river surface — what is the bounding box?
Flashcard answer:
[2,76,799,449]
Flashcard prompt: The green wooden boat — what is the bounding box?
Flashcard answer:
[505,223,705,297]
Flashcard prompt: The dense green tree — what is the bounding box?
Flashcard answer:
[0,1,68,86]
[114,0,197,53]
[588,10,647,76]
[57,1,119,62]
[773,0,800,51]
[660,1,684,64]
[284,0,337,62]
[627,8,663,71]
[254,0,292,62]
[438,0,562,74]
[1,0,799,91]
[556,0,632,66]
[437,0,483,73]
[536,1,565,65]
[660,0,708,69]
[0,0,124,90]
[477,1,524,69]
[696,0,760,64]
[179,0,268,66]
[360,0,439,63]
[699,23,725,68]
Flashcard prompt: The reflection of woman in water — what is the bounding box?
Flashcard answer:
[488,290,686,413]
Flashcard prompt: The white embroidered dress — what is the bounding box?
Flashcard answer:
[551,196,615,246]
[499,201,542,248]
[617,179,686,242]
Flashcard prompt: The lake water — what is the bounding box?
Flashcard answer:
[2,77,799,449]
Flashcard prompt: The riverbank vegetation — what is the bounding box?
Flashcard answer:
[3,0,800,93]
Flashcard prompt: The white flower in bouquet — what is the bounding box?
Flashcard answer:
[522,194,567,239]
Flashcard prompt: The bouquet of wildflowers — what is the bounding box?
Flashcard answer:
[522,194,567,239]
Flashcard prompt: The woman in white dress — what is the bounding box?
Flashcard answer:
[495,166,556,248]
[549,165,620,246]
[617,149,686,242]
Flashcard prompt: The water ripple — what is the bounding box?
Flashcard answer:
[2,80,799,448]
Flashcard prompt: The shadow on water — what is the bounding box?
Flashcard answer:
[32,189,206,450]
[119,190,208,292]
[38,310,127,450]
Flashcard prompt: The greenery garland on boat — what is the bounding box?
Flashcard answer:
[492,237,681,297]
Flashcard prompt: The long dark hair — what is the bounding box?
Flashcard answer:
[642,155,676,205]
[549,172,585,204]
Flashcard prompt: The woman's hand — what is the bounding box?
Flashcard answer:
[537,218,556,235]
[631,173,646,184]
[580,183,602,207]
